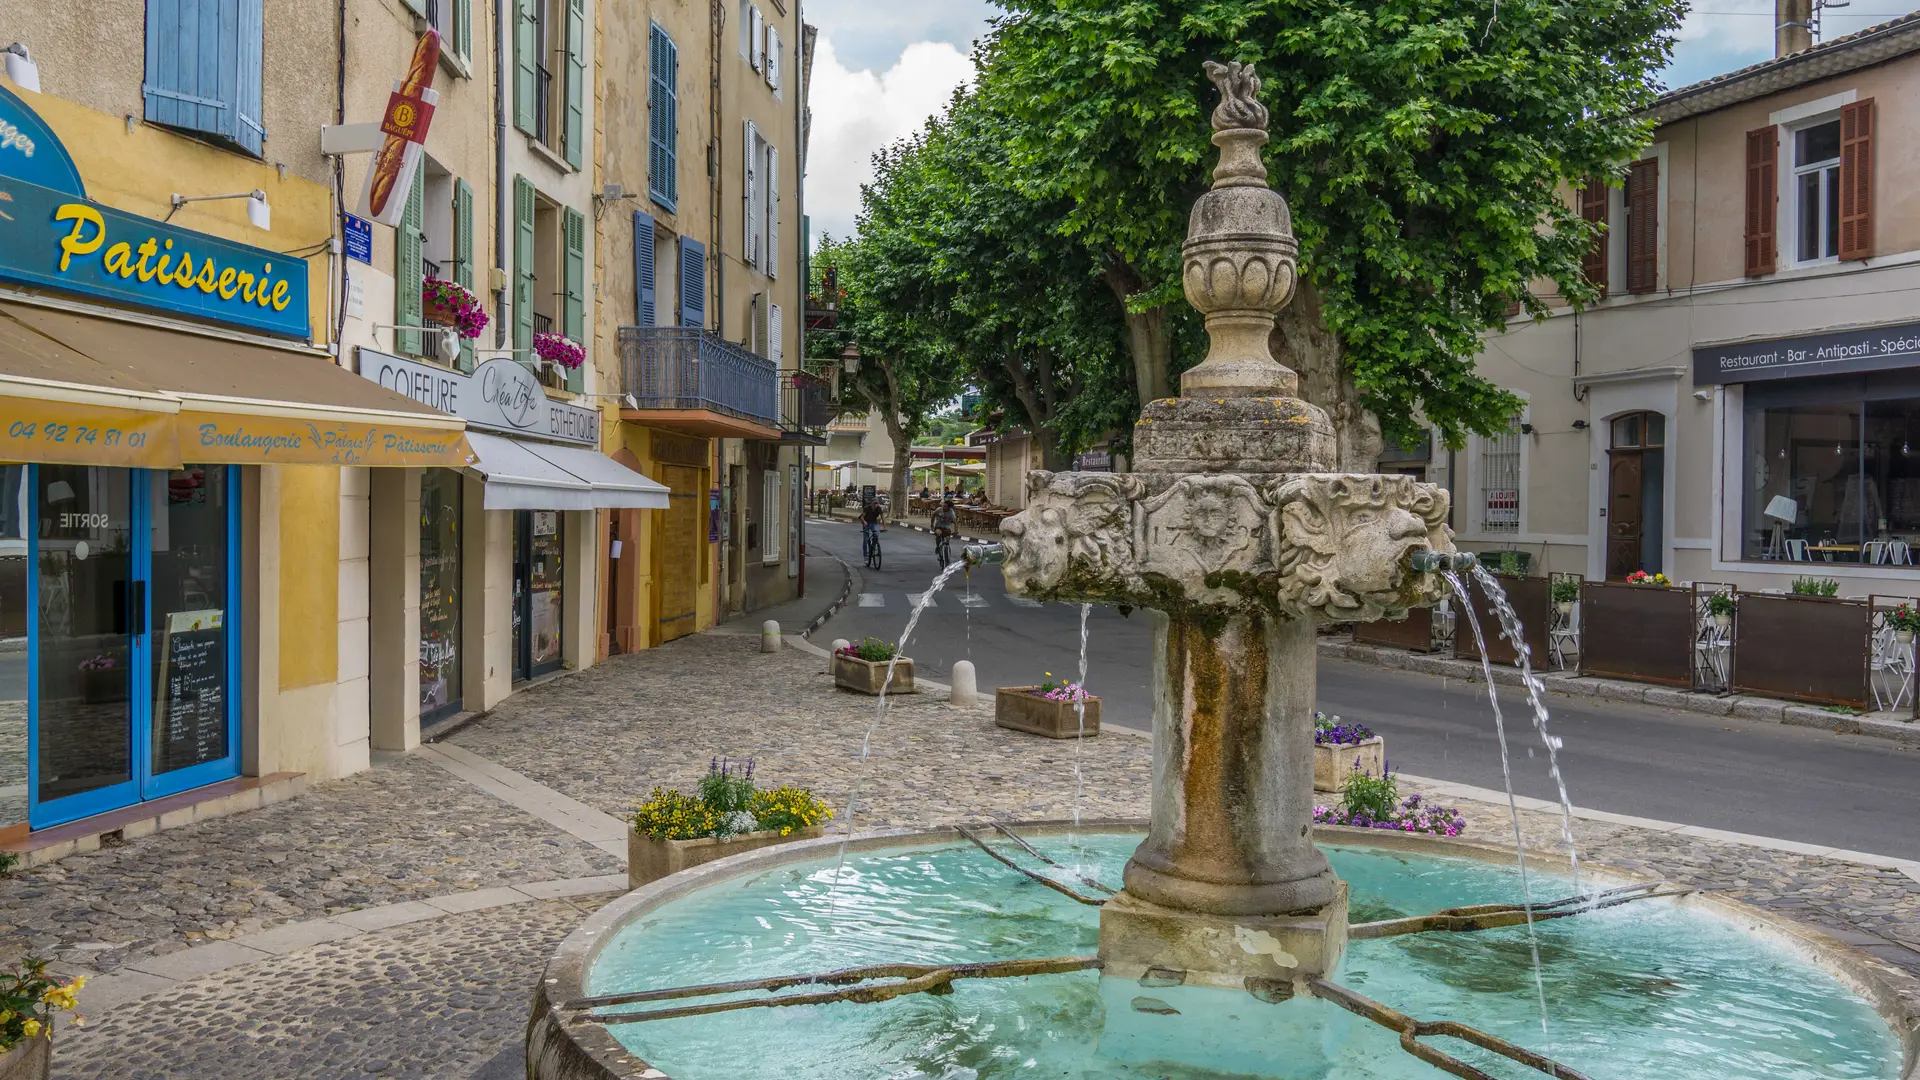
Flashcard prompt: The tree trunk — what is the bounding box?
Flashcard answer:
[884,415,913,523]
[1103,261,1172,408]
[1271,280,1383,473]
[1035,427,1072,472]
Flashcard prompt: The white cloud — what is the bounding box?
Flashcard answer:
[805,34,975,245]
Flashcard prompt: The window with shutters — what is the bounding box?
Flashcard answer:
[762,469,782,565]
[518,0,581,162]
[633,210,657,328]
[680,238,708,329]
[649,25,679,210]
[1625,158,1657,295]
[766,25,782,93]
[395,169,427,357]
[1478,423,1522,534]
[1790,117,1843,264]
[1579,179,1609,299]
[411,162,463,362]
[142,0,267,157]
[1745,126,1779,277]
[422,0,472,70]
[1838,99,1874,261]
[744,121,763,270]
[766,145,780,278]
[563,206,586,390]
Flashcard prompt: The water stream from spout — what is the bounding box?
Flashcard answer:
[1067,603,1093,867]
[824,558,969,918]
[1469,564,1584,899]
[1445,571,1550,1034]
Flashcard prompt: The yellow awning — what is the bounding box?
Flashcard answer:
[0,300,472,468]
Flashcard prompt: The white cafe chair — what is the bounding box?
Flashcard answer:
[1785,539,1810,562]
[1871,625,1916,712]
[1548,602,1580,671]
[1890,541,1914,566]
[1865,540,1889,565]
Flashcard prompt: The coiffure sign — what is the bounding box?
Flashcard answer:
[1694,320,1920,385]
[358,348,600,446]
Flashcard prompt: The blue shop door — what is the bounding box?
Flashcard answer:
[28,465,240,829]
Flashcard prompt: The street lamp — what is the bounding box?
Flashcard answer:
[841,344,860,375]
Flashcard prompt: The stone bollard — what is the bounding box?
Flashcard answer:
[949,660,978,706]
[761,620,781,653]
[829,638,849,673]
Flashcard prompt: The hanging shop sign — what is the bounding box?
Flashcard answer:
[0,88,311,338]
[359,348,602,447]
[356,31,441,228]
[1694,319,1920,385]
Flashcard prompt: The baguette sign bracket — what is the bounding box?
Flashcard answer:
[323,30,443,228]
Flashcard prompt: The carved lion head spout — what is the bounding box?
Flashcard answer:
[1270,474,1454,623]
[1001,472,1145,599]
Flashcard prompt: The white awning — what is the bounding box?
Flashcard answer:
[466,432,669,511]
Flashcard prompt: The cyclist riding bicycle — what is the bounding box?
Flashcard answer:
[931,499,957,558]
[860,498,884,555]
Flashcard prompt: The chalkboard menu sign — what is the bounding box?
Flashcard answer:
[153,609,226,774]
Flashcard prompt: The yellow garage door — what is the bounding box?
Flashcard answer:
[657,465,702,642]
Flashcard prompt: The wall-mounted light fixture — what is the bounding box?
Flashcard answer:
[4,43,39,94]
[168,189,272,231]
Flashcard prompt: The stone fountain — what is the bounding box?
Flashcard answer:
[991,60,1466,998]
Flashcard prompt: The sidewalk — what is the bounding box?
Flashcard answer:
[8,630,1915,1077]
[717,550,851,637]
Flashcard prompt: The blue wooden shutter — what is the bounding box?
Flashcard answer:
[564,0,586,168]
[513,0,537,134]
[396,168,426,356]
[632,210,656,328]
[680,238,706,329]
[649,25,678,210]
[455,178,476,370]
[563,206,586,391]
[143,0,266,157]
[514,175,536,360]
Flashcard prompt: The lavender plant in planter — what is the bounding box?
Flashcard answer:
[1312,712,1383,793]
[627,759,832,889]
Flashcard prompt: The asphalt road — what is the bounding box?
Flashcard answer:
[808,517,1920,860]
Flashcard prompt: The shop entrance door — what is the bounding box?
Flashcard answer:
[1605,412,1665,579]
[512,510,564,682]
[657,465,700,643]
[29,465,239,829]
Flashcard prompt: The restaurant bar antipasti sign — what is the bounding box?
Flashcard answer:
[1694,319,1920,385]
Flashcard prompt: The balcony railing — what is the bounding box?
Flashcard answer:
[620,326,780,428]
[782,371,833,438]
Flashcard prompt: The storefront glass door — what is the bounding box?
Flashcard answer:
[512,510,563,682]
[419,469,464,725]
[27,465,240,828]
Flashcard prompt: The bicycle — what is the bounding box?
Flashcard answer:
[863,524,883,570]
[934,530,953,567]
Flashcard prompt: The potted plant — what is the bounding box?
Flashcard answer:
[1624,570,1671,587]
[532,332,584,388]
[995,674,1100,739]
[1889,603,1920,645]
[0,958,86,1080]
[1550,577,1579,618]
[627,758,833,889]
[421,278,489,339]
[1791,576,1840,598]
[1313,770,1467,836]
[1707,590,1736,631]
[833,638,914,695]
[1312,712,1385,793]
[77,655,122,705]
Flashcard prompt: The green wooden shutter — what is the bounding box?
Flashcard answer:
[563,206,586,391]
[396,168,426,356]
[453,0,472,62]
[454,177,475,370]
[565,0,586,168]
[514,175,536,361]
[513,0,537,134]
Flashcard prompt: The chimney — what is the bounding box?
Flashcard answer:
[1777,0,1814,57]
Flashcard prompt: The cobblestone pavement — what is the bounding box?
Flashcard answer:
[51,895,616,1080]
[0,753,621,974]
[446,634,1155,829]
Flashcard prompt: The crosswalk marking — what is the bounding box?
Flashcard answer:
[1007,596,1043,608]
[958,592,990,608]
[857,593,886,608]
[907,592,940,607]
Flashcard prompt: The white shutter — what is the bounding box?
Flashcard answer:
[743,120,758,267]
[769,302,783,365]
[766,26,781,91]
[749,5,764,71]
[756,145,771,274]
[752,292,769,356]
[762,469,782,564]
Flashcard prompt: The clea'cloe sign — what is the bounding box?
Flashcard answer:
[0,83,310,339]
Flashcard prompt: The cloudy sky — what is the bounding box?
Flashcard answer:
[803,1,1913,244]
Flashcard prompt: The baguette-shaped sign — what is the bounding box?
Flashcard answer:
[357,31,442,227]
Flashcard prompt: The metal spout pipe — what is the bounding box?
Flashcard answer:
[963,543,1006,567]
[1407,549,1476,574]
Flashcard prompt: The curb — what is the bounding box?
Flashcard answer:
[803,552,855,638]
[1321,637,1920,749]
[890,519,992,545]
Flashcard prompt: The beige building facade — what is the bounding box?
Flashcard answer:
[1461,14,1920,599]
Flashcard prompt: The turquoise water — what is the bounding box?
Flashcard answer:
[587,833,1901,1080]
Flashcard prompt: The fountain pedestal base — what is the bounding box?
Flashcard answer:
[1097,881,1348,990]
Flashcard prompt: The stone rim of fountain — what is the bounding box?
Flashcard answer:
[525,821,1920,1080]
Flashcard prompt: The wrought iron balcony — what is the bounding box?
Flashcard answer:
[619,326,781,438]
[780,371,832,444]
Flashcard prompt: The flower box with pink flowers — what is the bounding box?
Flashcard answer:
[994,678,1099,739]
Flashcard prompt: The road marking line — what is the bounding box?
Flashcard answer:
[857,593,886,607]
[907,592,940,607]
[1007,596,1043,608]
[958,593,990,608]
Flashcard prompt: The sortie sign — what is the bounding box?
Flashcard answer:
[358,348,601,446]
[1693,320,1920,385]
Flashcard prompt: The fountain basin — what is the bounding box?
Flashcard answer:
[528,823,1916,1080]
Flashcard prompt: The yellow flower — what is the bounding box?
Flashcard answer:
[20,1020,40,1039]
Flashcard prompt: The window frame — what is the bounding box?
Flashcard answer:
[1478,421,1523,535]
[1787,115,1844,268]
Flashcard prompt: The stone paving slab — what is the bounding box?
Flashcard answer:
[0,753,622,974]
[445,633,1154,831]
[51,896,614,1080]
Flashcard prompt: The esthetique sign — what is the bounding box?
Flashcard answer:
[358,348,601,446]
[1694,320,1920,385]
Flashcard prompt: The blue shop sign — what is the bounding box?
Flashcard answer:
[0,84,309,339]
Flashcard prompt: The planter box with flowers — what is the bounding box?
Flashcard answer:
[1313,712,1383,793]
[1314,769,1466,837]
[833,638,914,695]
[628,758,833,890]
[0,958,85,1080]
[1890,602,1920,646]
[421,278,489,341]
[995,676,1099,739]
[532,332,584,389]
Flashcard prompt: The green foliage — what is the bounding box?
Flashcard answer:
[840,638,898,663]
[0,851,17,878]
[1888,604,1920,633]
[0,957,82,1050]
[978,0,1683,447]
[699,758,757,818]
[1707,590,1736,617]
[748,786,835,837]
[1551,578,1580,605]
[632,761,832,841]
[1340,768,1400,822]
[1791,577,1840,598]
[631,787,728,841]
[1487,550,1531,577]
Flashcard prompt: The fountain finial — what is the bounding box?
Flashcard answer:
[1204,60,1268,133]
